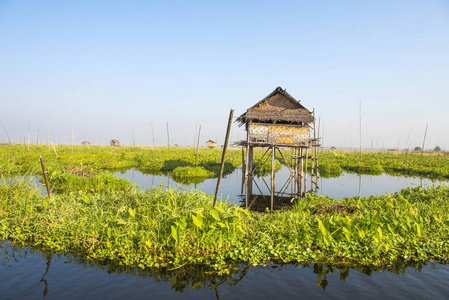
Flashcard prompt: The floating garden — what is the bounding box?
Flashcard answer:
[1,145,449,274]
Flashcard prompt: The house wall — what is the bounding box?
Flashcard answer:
[248,123,309,145]
[207,142,216,148]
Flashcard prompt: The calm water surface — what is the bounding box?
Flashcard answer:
[1,241,449,300]
[113,167,447,204]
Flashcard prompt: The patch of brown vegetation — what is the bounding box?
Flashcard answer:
[313,203,360,215]
[61,166,96,178]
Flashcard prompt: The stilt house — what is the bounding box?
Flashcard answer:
[236,86,315,145]
[237,87,320,211]
[110,139,120,147]
[206,140,217,148]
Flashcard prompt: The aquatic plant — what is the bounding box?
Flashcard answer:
[2,177,449,273]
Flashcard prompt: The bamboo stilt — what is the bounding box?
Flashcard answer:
[213,109,234,207]
[40,155,52,199]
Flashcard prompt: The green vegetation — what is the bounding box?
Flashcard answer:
[0,144,242,180]
[318,151,449,179]
[2,175,449,273]
[2,144,449,274]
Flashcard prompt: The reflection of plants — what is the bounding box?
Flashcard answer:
[171,166,212,179]
[2,240,441,295]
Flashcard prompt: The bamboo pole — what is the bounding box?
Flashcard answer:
[245,121,253,208]
[271,145,275,211]
[241,147,245,196]
[71,110,74,155]
[422,124,428,154]
[304,147,308,194]
[359,98,362,164]
[151,122,155,149]
[50,141,59,158]
[213,109,234,207]
[133,128,135,148]
[1,120,13,149]
[36,129,39,147]
[39,155,52,198]
[167,122,170,158]
[28,119,30,151]
[195,125,201,167]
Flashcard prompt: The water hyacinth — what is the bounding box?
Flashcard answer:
[1,177,449,272]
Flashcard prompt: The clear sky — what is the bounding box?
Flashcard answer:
[1,0,448,150]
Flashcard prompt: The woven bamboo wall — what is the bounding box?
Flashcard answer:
[248,124,309,145]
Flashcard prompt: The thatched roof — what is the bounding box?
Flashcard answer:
[236,87,314,125]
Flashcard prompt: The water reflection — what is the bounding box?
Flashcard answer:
[2,241,449,299]
[113,167,448,206]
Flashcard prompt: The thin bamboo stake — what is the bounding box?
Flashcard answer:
[151,122,155,149]
[71,110,74,155]
[195,125,201,167]
[213,109,234,207]
[1,121,12,144]
[167,122,170,158]
[271,145,275,211]
[133,128,135,148]
[47,121,50,153]
[39,155,52,199]
[36,129,39,147]
[359,98,362,164]
[50,141,59,158]
[422,124,428,155]
[28,119,30,151]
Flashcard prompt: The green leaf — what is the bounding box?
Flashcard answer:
[82,195,90,204]
[317,219,328,236]
[128,208,136,218]
[210,210,221,221]
[171,225,178,243]
[192,213,203,228]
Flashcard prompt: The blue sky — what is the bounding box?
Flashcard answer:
[1,0,448,149]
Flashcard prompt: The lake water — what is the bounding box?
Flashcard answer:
[2,170,449,299]
[2,240,449,300]
[113,166,447,205]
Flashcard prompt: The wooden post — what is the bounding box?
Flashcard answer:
[422,124,428,155]
[71,110,74,155]
[300,148,304,197]
[28,119,30,151]
[213,109,234,207]
[166,122,170,158]
[241,147,245,196]
[50,141,59,158]
[151,122,156,149]
[39,155,52,199]
[244,121,250,208]
[133,128,135,148]
[195,125,201,167]
[304,147,309,194]
[271,145,275,211]
[1,120,13,152]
